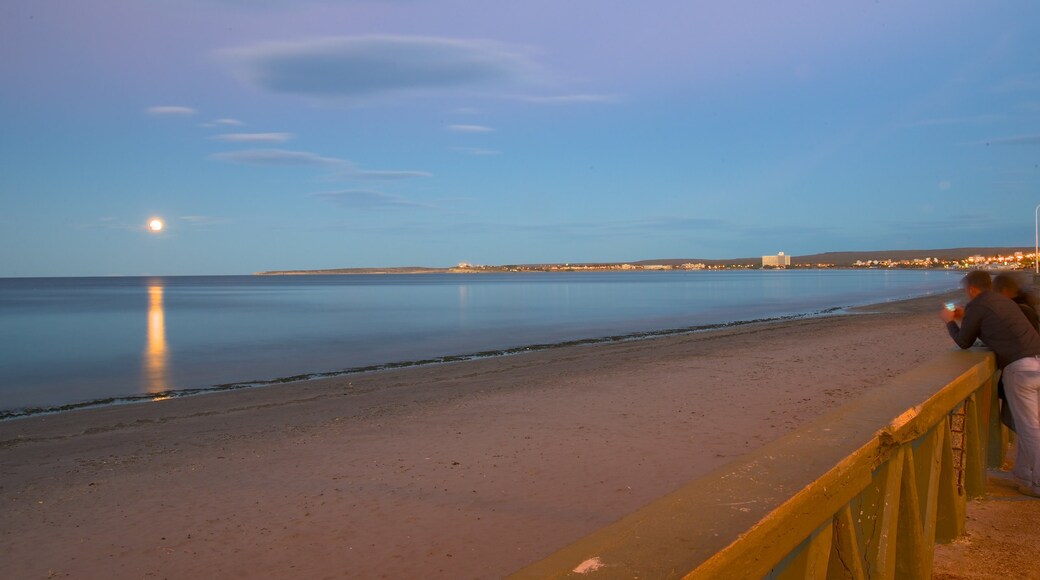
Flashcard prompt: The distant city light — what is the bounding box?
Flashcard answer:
[148,218,164,232]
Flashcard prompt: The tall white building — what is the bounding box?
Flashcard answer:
[762,251,792,268]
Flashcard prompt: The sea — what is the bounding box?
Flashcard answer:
[0,269,962,418]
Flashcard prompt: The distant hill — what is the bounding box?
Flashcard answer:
[256,267,449,276]
[634,247,1032,267]
[256,247,1033,275]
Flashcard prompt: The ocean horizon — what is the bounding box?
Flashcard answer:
[0,269,962,418]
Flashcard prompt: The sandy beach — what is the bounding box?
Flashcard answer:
[1,293,962,579]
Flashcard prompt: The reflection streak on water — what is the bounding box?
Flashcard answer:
[144,283,169,395]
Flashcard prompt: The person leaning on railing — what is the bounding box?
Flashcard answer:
[989,272,1040,432]
[941,269,1040,498]
[993,272,1040,331]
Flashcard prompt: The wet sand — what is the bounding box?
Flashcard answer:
[1,293,961,578]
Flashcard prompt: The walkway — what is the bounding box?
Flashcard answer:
[932,467,1040,579]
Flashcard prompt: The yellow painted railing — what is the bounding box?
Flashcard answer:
[510,350,1003,579]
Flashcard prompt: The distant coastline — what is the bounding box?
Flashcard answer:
[255,246,1033,276]
[256,267,451,276]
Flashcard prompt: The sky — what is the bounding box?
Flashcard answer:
[2,0,1039,277]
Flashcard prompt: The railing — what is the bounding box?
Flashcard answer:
[509,350,1003,579]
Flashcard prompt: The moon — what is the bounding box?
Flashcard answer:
[148,218,164,232]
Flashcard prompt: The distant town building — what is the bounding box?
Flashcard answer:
[762,251,792,268]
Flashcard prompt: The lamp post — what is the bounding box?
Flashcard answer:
[1036,203,1040,274]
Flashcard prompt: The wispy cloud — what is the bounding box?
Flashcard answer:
[210,148,343,166]
[220,35,541,100]
[975,134,1040,146]
[212,132,294,143]
[338,166,433,180]
[451,146,500,156]
[179,215,231,226]
[77,217,133,231]
[201,118,245,127]
[518,94,621,104]
[312,189,434,210]
[531,217,731,236]
[904,114,1000,128]
[215,118,243,125]
[447,124,494,133]
[482,217,833,242]
[146,105,197,116]
[992,74,1040,93]
[380,216,734,237]
[880,213,1001,232]
[77,217,170,232]
[300,215,838,250]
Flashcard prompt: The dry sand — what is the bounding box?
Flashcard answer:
[931,469,1040,580]
[1,294,964,579]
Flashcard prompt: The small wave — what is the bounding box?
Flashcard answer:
[0,307,850,421]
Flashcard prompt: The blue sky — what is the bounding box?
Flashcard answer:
[2,0,1039,276]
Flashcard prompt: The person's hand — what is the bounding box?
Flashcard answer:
[953,306,964,321]
[940,307,957,323]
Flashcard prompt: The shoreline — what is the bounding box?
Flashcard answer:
[1,287,965,578]
[0,289,956,421]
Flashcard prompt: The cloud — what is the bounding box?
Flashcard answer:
[518,94,621,104]
[76,217,135,231]
[447,124,494,133]
[210,150,430,179]
[220,35,541,99]
[992,74,1040,93]
[213,132,294,143]
[451,146,500,156]
[77,216,195,232]
[210,148,343,166]
[146,105,197,116]
[339,167,433,180]
[312,189,434,210]
[201,118,245,127]
[880,213,1001,232]
[179,215,230,226]
[976,134,1040,146]
[444,217,834,243]
[938,180,952,190]
[588,216,731,235]
[904,114,1000,128]
[391,216,733,237]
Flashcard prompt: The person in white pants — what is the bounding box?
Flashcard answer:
[942,270,1040,497]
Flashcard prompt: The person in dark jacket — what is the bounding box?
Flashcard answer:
[989,273,1039,432]
[993,272,1040,332]
[942,270,1040,497]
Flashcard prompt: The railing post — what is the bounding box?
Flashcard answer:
[765,519,834,580]
[828,505,866,579]
[964,394,987,498]
[932,416,965,543]
[858,448,904,578]
[917,424,944,547]
[895,445,930,579]
[985,374,1006,468]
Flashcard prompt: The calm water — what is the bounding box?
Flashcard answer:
[0,270,960,415]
